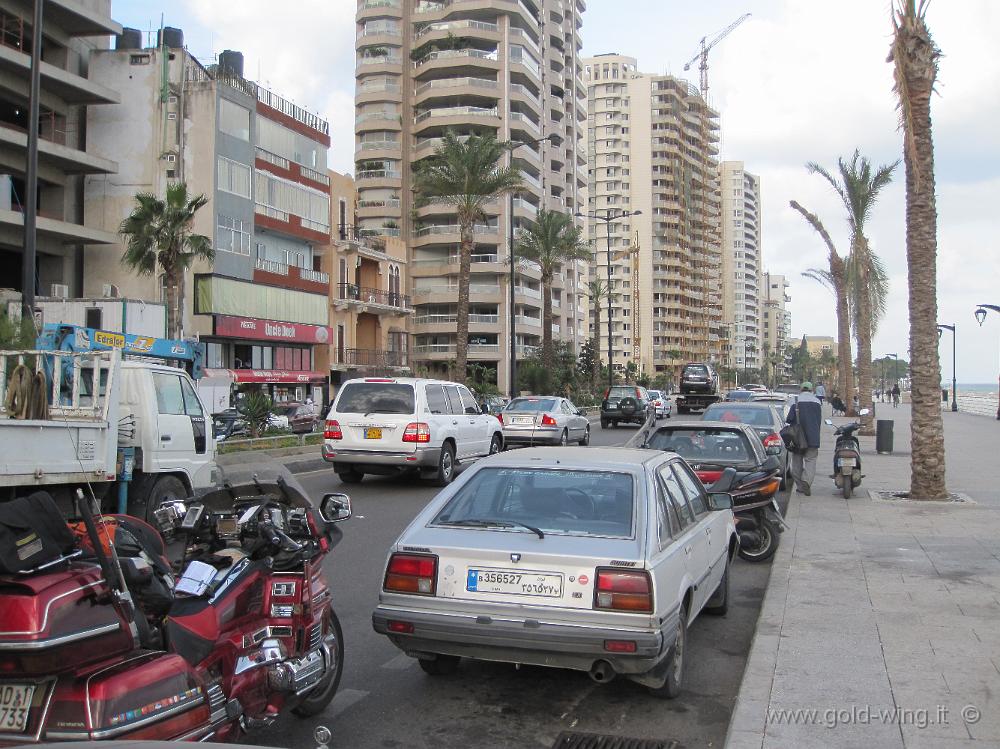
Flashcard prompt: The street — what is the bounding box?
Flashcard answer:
[252,416,782,749]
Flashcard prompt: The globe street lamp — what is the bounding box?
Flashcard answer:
[576,209,642,388]
[936,323,958,412]
[507,134,556,399]
[974,304,1000,419]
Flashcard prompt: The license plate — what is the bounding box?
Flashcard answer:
[0,684,36,733]
[838,457,856,467]
[364,428,382,440]
[466,568,563,597]
[512,417,533,425]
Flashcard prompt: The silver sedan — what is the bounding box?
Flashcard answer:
[499,396,590,446]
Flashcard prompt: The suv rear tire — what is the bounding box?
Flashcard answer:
[433,443,455,487]
[338,470,364,484]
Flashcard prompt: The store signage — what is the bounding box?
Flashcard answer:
[230,370,327,384]
[215,315,330,344]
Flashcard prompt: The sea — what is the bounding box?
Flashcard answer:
[955,383,999,395]
[949,384,998,417]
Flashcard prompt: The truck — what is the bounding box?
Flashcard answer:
[675,361,722,414]
[0,324,217,521]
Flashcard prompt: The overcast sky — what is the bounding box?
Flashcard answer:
[114,0,1000,382]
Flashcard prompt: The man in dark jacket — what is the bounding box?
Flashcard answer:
[786,381,823,495]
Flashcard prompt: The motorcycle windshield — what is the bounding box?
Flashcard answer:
[201,462,314,511]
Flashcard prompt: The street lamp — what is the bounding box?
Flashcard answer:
[936,323,958,413]
[743,338,753,382]
[575,208,642,388]
[507,134,556,399]
[974,304,1000,420]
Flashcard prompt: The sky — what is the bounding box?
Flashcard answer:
[113,0,1000,383]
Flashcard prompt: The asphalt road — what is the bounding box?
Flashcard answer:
[252,414,780,749]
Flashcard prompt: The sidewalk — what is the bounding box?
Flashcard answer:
[727,404,1000,748]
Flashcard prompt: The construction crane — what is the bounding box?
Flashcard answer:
[683,12,751,99]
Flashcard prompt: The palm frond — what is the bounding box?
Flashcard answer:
[802,268,835,293]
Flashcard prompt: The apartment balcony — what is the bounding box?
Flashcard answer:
[0,123,116,175]
[411,252,503,275]
[413,76,499,106]
[354,111,402,132]
[338,347,407,370]
[413,49,500,73]
[354,168,402,188]
[413,284,502,304]
[412,312,500,334]
[412,223,498,246]
[356,197,402,219]
[355,56,403,76]
[515,315,541,329]
[0,206,117,246]
[412,343,501,359]
[0,43,119,105]
[253,257,330,295]
[413,106,500,131]
[354,141,401,162]
[357,0,402,20]
[415,19,500,44]
[334,283,413,314]
[508,111,541,137]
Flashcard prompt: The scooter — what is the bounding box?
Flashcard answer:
[711,463,789,563]
[826,408,869,498]
[0,469,350,745]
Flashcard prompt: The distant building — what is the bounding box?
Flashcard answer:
[721,161,762,372]
[804,335,836,357]
[761,272,791,377]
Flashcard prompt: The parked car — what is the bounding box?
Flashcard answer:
[647,389,673,419]
[724,389,755,402]
[741,383,768,393]
[601,385,654,428]
[750,392,791,418]
[500,396,590,446]
[371,446,738,698]
[322,377,504,486]
[477,393,508,416]
[271,402,320,434]
[774,383,801,396]
[679,363,719,394]
[213,409,247,442]
[701,402,791,488]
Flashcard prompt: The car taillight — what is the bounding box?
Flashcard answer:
[594,568,653,613]
[402,422,431,443]
[384,553,437,595]
[540,413,557,426]
[603,388,610,399]
[635,388,642,398]
[762,433,782,449]
[324,419,343,440]
[497,413,504,424]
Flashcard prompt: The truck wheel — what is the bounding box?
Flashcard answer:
[145,475,187,524]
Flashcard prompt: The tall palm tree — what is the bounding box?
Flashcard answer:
[790,200,855,414]
[119,182,212,339]
[515,210,590,370]
[889,0,946,498]
[413,131,523,384]
[586,278,608,387]
[807,152,897,432]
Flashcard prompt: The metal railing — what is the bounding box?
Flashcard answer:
[256,147,290,170]
[340,348,407,368]
[414,224,496,236]
[415,106,498,123]
[415,19,499,38]
[337,283,411,309]
[357,197,401,209]
[413,49,498,67]
[356,140,400,153]
[301,268,330,284]
[415,77,498,96]
[300,166,330,186]
[255,204,289,222]
[356,169,401,180]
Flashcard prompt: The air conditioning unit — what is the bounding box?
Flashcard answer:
[49,284,69,299]
[102,283,120,298]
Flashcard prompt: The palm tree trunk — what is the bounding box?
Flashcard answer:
[165,264,181,340]
[831,256,855,415]
[541,269,553,371]
[854,238,875,433]
[455,222,473,384]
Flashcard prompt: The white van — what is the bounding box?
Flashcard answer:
[322,377,504,486]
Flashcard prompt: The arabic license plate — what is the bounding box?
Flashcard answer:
[838,457,856,467]
[0,684,36,733]
[364,428,382,440]
[512,417,533,425]
[466,568,563,597]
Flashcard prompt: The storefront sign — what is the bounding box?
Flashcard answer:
[214,315,331,344]
[229,369,327,384]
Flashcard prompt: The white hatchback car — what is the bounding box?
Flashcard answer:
[371,447,738,697]
[322,377,504,486]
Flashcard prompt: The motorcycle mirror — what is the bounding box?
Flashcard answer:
[859,408,871,416]
[824,418,834,426]
[320,493,352,523]
[707,492,733,511]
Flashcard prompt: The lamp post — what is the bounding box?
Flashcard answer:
[576,208,642,388]
[974,304,1000,419]
[507,134,556,399]
[743,339,754,383]
[936,323,958,412]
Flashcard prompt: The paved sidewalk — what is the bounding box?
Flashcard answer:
[727,404,1000,748]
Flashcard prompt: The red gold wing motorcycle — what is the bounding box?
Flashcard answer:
[0,467,349,744]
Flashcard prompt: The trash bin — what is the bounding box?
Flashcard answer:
[942,388,949,402]
[876,419,894,454]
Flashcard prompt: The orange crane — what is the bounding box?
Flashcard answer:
[683,12,751,99]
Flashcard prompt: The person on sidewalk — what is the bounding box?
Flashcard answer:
[891,383,900,408]
[786,381,823,496]
[815,382,826,407]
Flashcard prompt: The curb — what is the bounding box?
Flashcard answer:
[724,490,800,749]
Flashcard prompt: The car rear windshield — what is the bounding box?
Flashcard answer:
[506,398,558,412]
[775,384,800,394]
[647,391,662,399]
[704,405,775,427]
[431,467,635,538]
[683,365,709,376]
[647,428,752,462]
[335,383,415,415]
[726,390,754,401]
[607,386,637,400]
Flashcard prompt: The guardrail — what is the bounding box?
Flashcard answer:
[217,431,325,454]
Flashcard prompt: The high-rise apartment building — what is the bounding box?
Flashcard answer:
[761,271,791,378]
[721,161,761,372]
[84,35,334,405]
[354,0,589,393]
[0,0,121,300]
[583,54,723,380]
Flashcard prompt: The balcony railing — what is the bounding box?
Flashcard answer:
[357,198,401,209]
[356,169,401,180]
[413,49,498,68]
[412,343,500,354]
[358,56,403,66]
[414,313,499,325]
[414,224,496,237]
[255,257,330,284]
[340,348,407,368]
[337,283,411,309]
[414,77,498,96]
[300,166,330,186]
[356,140,400,153]
[415,19,499,38]
[256,147,290,170]
[360,0,401,8]
[414,106,498,124]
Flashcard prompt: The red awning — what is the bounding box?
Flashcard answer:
[206,369,327,384]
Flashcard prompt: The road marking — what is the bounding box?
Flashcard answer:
[326,688,369,719]
[295,467,335,476]
[381,653,415,670]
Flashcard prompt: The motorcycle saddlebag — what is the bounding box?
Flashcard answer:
[0,492,76,574]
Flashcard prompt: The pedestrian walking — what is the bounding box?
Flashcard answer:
[815,382,826,407]
[785,381,823,496]
[891,383,900,408]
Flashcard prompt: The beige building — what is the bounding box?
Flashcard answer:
[354,0,589,394]
[317,169,413,388]
[721,161,761,372]
[761,272,791,378]
[583,54,723,380]
[804,335,836,357]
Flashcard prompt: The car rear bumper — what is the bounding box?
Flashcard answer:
[601,410,646,423]
[502,426,563,445]
[322,444,441,468]
[372,603,675,675]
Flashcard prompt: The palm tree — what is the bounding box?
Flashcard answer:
[586,278,608,387]
[807,152,897,432]
[515,210,590,370]
[413,132,522,383]
[889,0,946,498]
[119,182,212,339]
[790,200,855,414]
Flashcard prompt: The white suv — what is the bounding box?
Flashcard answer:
[322,377,504,486]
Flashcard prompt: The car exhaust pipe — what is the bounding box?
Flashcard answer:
[589,660,616,684]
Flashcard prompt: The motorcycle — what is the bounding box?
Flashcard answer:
[711,459,788,563]
[826,408,869,499]
[0,466,349,745]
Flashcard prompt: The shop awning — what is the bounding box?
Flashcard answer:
[203,369,327,384]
